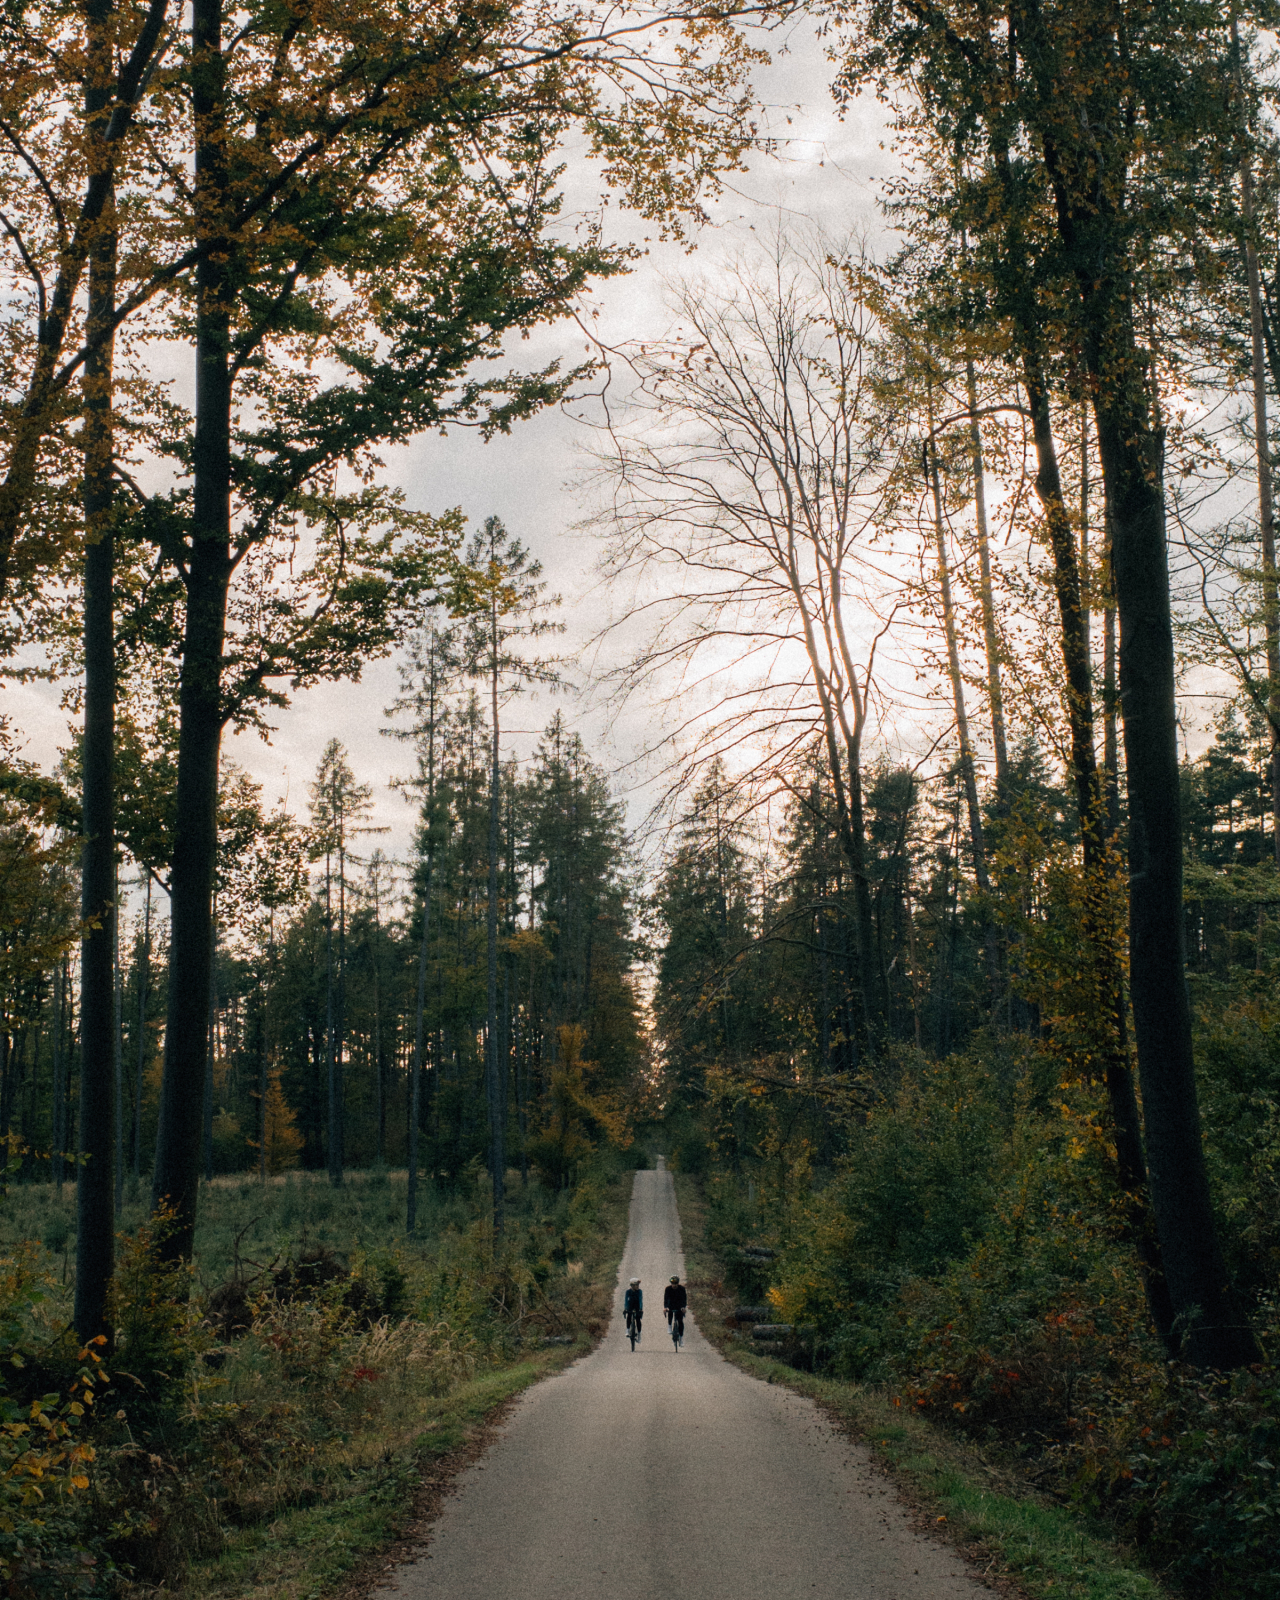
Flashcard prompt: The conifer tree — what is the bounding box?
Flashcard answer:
[458,518,560,1234]
[309,741,378,1188]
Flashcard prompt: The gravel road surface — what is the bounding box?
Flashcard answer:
[374,1164,986,1600]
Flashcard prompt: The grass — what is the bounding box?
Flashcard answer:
[3,1167,478,1304]
[673,1172,1178,1600]
[0,1159,636,1598]
[123,1162,633,1598]
[179,1354,578,1600]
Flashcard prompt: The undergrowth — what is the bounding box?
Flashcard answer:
[669,1000,1280,1600]
[0,1153,634,1597]
[675,1172,1175,1600]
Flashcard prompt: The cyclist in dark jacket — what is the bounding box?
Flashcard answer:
[623,1278,643,1339]
[664,1276,687,1345]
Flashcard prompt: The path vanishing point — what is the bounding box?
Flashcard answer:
[374,1163,986,1600]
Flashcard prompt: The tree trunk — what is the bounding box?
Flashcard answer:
[52,961,65,1194]
[1079,406,1092,675]
[132,875,151,1183]
[1022,346,1175,1348]
[1102,498,1121,836]
[925,431,999,1009]
[486,602,505,1238]
[151,0,233,1262]
[965,359,1009,788]
[114,917,125,1211]
[75,0,118,1342]
[203,926,216,1183]
[373,898,384,1166]
[332,839,346,1185]
[407,872,433,1233]
[1237,56,1280,863]
[1064,182,1259,1366]
[324,854,339,1185]
[407,637,444,1233]
[259,979,268,1185]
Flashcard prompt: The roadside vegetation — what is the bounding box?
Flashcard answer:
[1,1156,634,1597]
[665,982,1280,1600]
[676,1175,1176,1600]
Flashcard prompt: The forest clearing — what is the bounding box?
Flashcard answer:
[5,0,1280,1594]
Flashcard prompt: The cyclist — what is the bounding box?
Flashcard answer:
[623,1277,643,1345]
[664,1275,687,1347]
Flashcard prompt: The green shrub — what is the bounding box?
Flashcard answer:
[693,1031,1280,1596]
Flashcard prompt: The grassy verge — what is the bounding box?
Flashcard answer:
[178,1352,578,1600]
[141,1165,634,1600]
[673,1173,1178,1600]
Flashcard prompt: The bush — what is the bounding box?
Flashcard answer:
[691,1032,1280,1597]
[0,1249,108,1596]
[0,1158,629,1593]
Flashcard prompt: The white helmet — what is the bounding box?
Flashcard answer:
[629,1277,640,1285]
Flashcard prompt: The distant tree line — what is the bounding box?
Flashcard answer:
[0,608,641,1219]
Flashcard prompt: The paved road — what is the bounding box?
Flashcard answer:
[374,1165,985,1600]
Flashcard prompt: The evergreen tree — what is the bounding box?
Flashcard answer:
[309,741,379,1188]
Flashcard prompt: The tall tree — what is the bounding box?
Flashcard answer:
[595,235,903,1053]
[1231,16,1280,865]
[458,516,560,1235]
[838,0,1258,1365]
[388,615,460,1231]
[147,0,759,1262]
[522,714,641,1086]
[920,388,998,1008]
[74,0,121,1345]
[655,759,758,1104]
[309,741,377,1188]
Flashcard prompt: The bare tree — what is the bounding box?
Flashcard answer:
[589,233,909,1052]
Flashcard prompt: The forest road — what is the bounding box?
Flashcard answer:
[373,1164,987,1600]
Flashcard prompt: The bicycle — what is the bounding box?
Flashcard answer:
[668,1307,685,1350]
[625,1309,641,1350]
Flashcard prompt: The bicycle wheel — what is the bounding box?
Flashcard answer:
[628,1316,638,1351]
[674,1313,684,1349]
